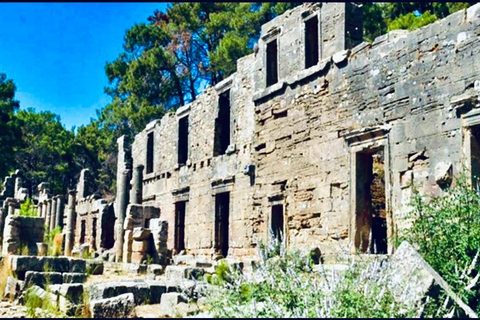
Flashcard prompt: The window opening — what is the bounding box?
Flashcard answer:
[178,116,189,165]
[214,90,231,156]
[305,15,319,68]
[266,40,278,87]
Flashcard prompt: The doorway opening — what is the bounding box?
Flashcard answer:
[174,201,186,253]
[215,192,230,257]
[270,204,284,242]
[354,147,387,254]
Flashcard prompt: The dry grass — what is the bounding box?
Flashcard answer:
[0,256,14,301]
[52,233,63,257]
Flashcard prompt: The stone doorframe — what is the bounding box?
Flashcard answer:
[343,126,393,255]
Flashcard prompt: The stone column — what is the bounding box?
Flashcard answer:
[45,199,52,230]
[115,169,130,262]
[130,165,144,205]
[50,196,57,231]
[114,135,131,263]
[55,195,64,229]
[64,190,77,256]
[37,202,43,218]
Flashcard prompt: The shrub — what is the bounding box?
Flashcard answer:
[205,237,416,318]
[19,197,37,217]
[388,10,437,32]
[402,174,480,315]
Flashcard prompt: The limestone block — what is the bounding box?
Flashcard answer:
[165,265,204,281]
[434,161,452,188]
[147,264,165,276]
[332,49,350,64]
[131,239,149,252]
[86,259,104,275]
[143,206,160,219]
[144,280,167,304]
[132,227,151,241]
[24,271,63,289]
[62,273,87,284]
[89,281,150,305]
[123,262,147,275]
[9,256,43,274]
[49,283,84,305]
[42,257,70,273]
[90,293,135,318]
[159,292,188,317]
[68,258,87,273]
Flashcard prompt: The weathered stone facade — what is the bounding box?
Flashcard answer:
[123,2,480,261]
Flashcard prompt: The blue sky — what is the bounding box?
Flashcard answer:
[0,2,169,131]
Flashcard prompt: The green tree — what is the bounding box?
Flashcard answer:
[0,72,21,178]
[15,108,78,196]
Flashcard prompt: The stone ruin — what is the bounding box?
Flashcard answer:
[0,2,479,317]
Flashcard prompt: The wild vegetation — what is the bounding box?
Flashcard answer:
[203,173,480,317]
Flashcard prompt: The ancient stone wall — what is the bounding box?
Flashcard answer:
[126,3,480,261]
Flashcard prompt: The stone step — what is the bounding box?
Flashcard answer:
[164,265,204,281]
[9,256,86,280]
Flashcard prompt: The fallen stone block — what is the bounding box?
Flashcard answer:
[132,227,151,241]
[144,280,167,304]
[62,272,87,284]
[86,259,104,275]
[42,256,70,273]
[89,281,150,305]
[159,292,188,317]
[123,262,147,275]
[9,256,43,279]
[24,271,63,289]
[68,257,87,273]
[172,255,196,266]
[147,264,164,276]
[48,283,84,305]
[90,293,135,318]
[4,276,22,300]
[388,241,477,318]
[165,265,204,281]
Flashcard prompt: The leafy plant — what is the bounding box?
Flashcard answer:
[205,237,416,318]
[19,197,37,217]
[402,174,480,315]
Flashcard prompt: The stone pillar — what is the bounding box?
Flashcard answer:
[65,190,77,256]
[7,198,18,216]
[50,196,57,231]
[55,195,64,229]
[115,169,130,262]
[37,202,43,218]
[130,165,144,205]
[114,135,131,263]
[45,199,52,230]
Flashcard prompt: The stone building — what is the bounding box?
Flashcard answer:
[117,2,480,261]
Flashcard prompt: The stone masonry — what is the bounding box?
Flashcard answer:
[123,2,480,262]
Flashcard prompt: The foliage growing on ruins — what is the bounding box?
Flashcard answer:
[403,175,480,315]
[205,238,417,318]
[19,197,38,217]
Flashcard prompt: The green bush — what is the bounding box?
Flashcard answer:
[205,237,416,318]
[388,10,437,32]
[402,175,480,315]
[19,197,37,217]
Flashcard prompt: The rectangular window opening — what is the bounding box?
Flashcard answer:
[174,202,186,253]
[178,116,189,165]
[215,192,230,257]
[266,40,278,87]
[92,217,97,250]
[271,205,284,242]
[146,132,154,174]
[80,220,86,244]
[305,15,319,69]
[355,148,387,254]
[214,90,231,156]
